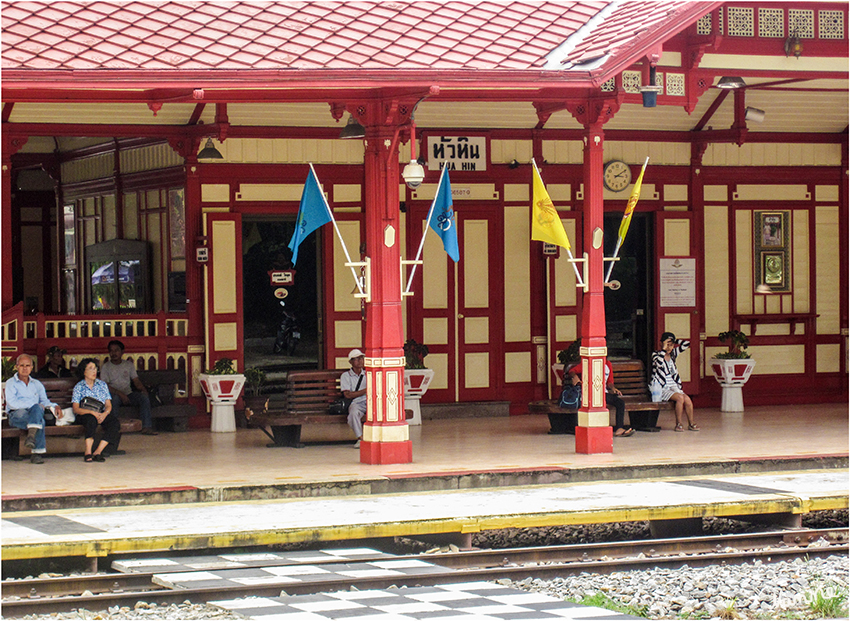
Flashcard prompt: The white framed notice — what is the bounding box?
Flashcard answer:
[659,257,696,307]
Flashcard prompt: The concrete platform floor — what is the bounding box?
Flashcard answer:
[2,403,846,506]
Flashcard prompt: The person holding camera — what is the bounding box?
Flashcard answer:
[341,349,368,448]
[72,358,119,462]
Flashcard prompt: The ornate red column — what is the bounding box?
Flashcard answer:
[358,104,412,464]
[568,94,621,455]
[576,122,612,454]
[2,135,28,310]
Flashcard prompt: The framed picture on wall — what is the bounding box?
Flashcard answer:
[753,211,791,293]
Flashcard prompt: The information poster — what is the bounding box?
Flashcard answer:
[659,257,696,307]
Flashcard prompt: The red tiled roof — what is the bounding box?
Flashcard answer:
[2,0,709,77]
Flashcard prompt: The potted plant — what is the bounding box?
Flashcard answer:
[709,330,756,412]
[243,367,268,417]
[198,358,246,432]
[403,339,434,426]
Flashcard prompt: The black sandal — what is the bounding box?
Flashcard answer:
[92,454,106,462]
[84,454,93,462]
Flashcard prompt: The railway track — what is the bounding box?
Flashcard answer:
[3,527,846,618]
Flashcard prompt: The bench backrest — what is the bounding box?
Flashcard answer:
[610,360,649,401]
[37,369,188,408]
[281,369,345,415]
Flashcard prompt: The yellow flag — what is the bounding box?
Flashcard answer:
[617,158,648,244]
[531,162,571,250]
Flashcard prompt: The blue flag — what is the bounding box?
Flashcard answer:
[428,166,459,262]
[288,166,332,265]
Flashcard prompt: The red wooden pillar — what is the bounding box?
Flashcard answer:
[1,135,27,310]
[360,116,412,465]
[576,122,612,454]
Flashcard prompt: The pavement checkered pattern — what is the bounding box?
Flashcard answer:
[211,581,642,620]
[113,547,394,574]
[152,558,448,589]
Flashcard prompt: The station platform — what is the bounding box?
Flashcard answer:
[1,403,847,562]
[2,403,847,510]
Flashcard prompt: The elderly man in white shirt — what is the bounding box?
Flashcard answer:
[340,349,367,447]
[5,353,63,464]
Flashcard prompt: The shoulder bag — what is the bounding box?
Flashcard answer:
[330,374,363,415]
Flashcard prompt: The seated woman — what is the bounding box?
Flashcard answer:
[651,332,699,432]
[566,359,634,437]
[71,357,120,462]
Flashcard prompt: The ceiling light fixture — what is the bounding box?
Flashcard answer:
[785,32,803,58]
[339,114,366,139]
[745,107,766,123]
[197,138,223,159]
[716,76,746,89]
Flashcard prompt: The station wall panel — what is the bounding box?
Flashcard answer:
[815,206,841,335]
[504,206,530,343]
[704,205,729,335]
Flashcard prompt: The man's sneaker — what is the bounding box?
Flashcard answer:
[352,439,361,449]
[30,453,44,464]
[140,427,158,436]
[25,428,37,449]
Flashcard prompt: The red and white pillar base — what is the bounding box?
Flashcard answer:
[361,357,412,464]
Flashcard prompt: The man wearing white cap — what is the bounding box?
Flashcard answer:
[341,349,368,447]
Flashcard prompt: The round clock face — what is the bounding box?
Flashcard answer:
[603,160,632,192]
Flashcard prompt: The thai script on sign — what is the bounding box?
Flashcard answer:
[428,136,487,172]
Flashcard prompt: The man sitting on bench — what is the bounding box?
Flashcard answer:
[341,349,367,448]
[4,353,64,464]
[100,340,157,436]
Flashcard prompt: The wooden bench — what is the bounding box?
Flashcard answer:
[2,378,141,459]
[1,370,195,459]
[529,360,675,434]
[136,369,195,432]
[248,369,412,448]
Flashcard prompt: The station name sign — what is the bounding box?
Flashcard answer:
[427,136,487,172]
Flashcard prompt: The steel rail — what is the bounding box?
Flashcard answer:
[3,528,846,618]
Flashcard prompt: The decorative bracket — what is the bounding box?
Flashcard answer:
[400,258,424,297]
[346,257,371,303]
[566,93,623,127]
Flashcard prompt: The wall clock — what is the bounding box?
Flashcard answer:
[603,160,632,192]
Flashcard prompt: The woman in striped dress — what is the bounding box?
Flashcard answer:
[651,332,699,432]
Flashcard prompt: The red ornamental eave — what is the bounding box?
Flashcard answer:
[0,68,601,93]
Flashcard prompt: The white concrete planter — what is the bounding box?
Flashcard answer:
[709,358,756,413]
[198,373,246,432]
[403,368,435,426]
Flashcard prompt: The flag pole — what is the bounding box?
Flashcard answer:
[532,158,584,286]
[604,156,648,284]
[310,162,365,296]
[404,165,445,294]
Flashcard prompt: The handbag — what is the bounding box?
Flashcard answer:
[558,383,581,409]
[80,396,105,413]
[330,374,363,415]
